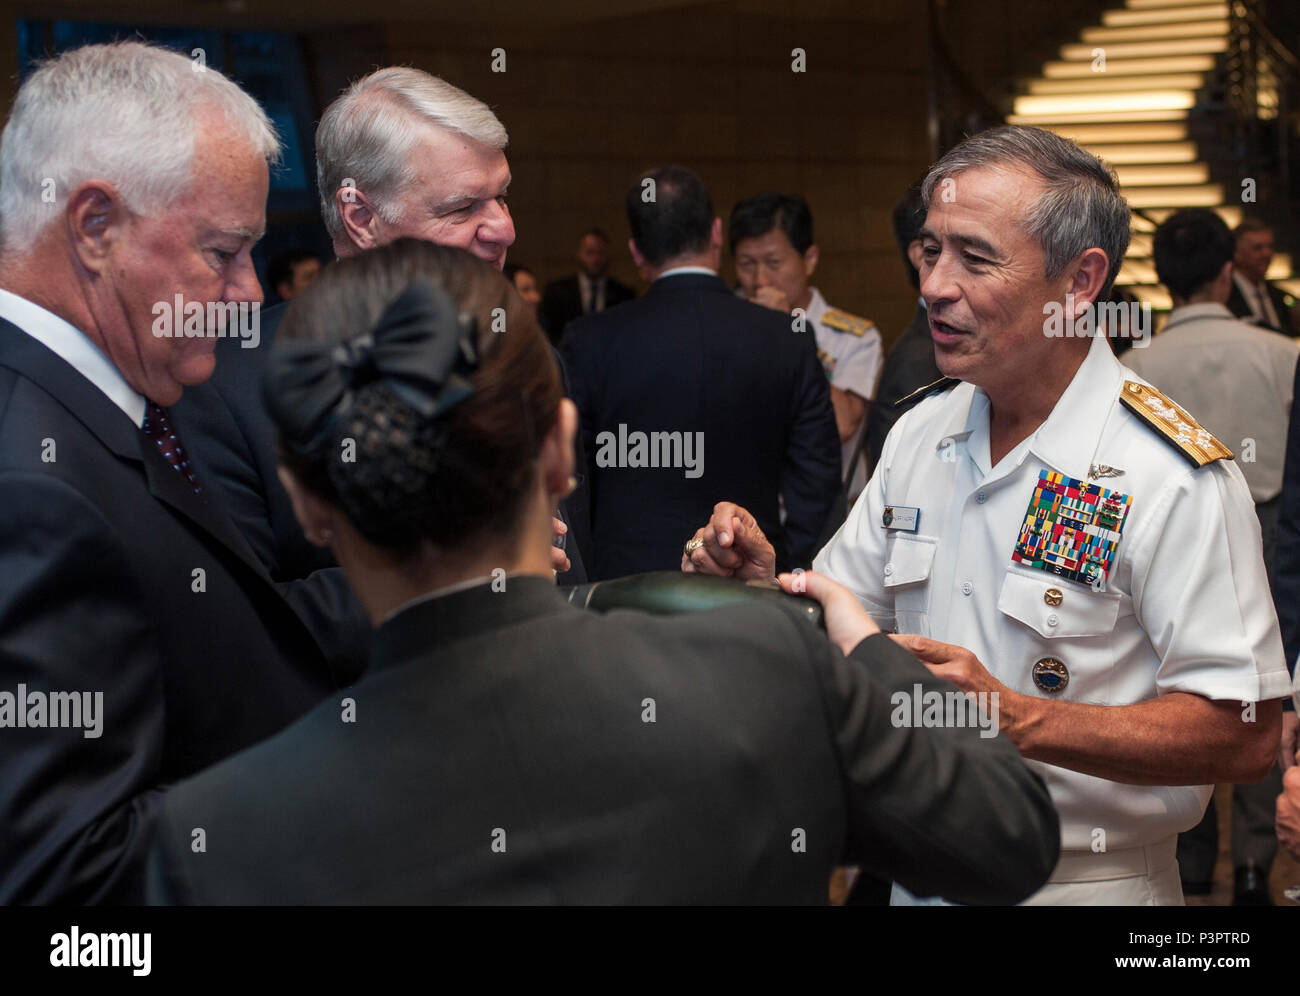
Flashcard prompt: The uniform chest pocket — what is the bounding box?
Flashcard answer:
[882,534,937,588]
[997,569,1119,638]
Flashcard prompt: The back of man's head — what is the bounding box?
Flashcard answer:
[1153,208,1233,302]
[625,166,713,268]
[727,193,813,255]
[316,67,508,248]
[0,40,279,255]
[891,182,926,289]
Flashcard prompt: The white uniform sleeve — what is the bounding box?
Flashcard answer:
[1129,458,1291,701]
[829,327,883,402]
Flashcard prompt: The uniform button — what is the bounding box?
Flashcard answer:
[883,563,894,577]
[960,581,973,596]
[975,491,988,504]
[1044,587,1063,606]
[1046,613,1060,627]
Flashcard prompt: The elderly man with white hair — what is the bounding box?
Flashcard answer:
[175,66,594,598]
[0,41,343,903]
[315,67,515,266]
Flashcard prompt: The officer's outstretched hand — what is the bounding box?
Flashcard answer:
[778,569,879,657]
[681,501,776,580]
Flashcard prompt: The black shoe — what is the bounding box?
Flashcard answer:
[1233,864,1272,906]
[1181,877,1212,896]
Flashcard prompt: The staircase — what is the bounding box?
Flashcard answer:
[1005,0,1298,312]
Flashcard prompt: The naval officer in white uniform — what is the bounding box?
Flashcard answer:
[683,125,1290,905]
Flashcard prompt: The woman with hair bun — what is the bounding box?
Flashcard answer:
[143,239,1058,906]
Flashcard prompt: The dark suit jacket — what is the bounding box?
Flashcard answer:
[0,320,339,903]
[175,303,594,602]
[540,273,635,344]
[145,576,1059,904]
[865,301,941,472]
[1227,279,1294,335]
[563,273,841,579]
[172,305,371,682]
[1277,357,1300,695]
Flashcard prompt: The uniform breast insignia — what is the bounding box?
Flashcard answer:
[893,376,960,408]
[1032,657,1069,694]
[816,346,836,379]
[1119,381,1233,468]
[821,309,874,337]
[1012,469,1132,590]
[1088,464,1124,480]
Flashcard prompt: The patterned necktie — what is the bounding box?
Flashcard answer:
[142,401,202,494]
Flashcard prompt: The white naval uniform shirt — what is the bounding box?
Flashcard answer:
[815,331,1291,852]
[804,287,883,488]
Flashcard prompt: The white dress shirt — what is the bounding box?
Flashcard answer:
[816,330,1291,853]
[0,287,145,426]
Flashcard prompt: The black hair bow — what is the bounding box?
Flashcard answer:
[265,278,479,460]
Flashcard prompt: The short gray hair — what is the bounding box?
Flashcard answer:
[922,125,1131,294]
[315,67,509,246]
[0,41,280,253]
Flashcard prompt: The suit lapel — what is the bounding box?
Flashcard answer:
[0,319,271,581]
[136,430,268,575]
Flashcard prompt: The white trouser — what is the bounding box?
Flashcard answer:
[891,836,1184,906]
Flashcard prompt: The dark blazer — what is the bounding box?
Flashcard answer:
[540,273,635,344]
[172,305,371,681]
[1277,357,1300,689]
[0,320,339,903]
[563,273,841,579]
[144,576,1059,904]
[865,301,941,472]
[175,303,594,599]
[1227,279,1294,335]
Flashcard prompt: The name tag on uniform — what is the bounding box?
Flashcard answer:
[882,505,920,532]
[1012,470,1132,589]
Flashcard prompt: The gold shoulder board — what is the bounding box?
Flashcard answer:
[893,376,960,408]
[1119,380,1233,468]
[821,309,874,337]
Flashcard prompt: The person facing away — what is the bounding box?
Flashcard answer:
[563,166,842,579]
[1122,207,1298,904]
[143,238,1059,905]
